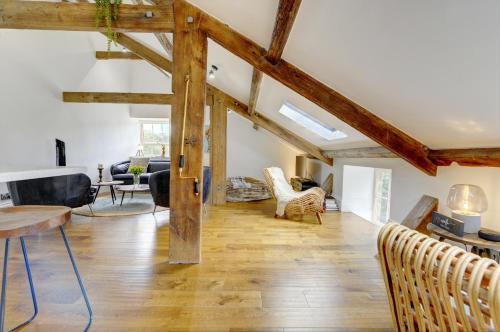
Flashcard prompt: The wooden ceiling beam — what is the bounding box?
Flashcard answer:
[429,148,500,167]
[207,85,333,166]
[247,69,263,116]
[247,0,301,117]
[95,51,142,60]
[63,92,174,105]
[189,1,437,176]
[114,32,172,73]
[129,0,173,59]
[107,33,332,165]
[325,147,398,159]
[0,1,174,32]
[266,0,302,64]
[154,33,173,58]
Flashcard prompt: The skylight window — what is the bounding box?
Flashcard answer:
[278,102,347,141]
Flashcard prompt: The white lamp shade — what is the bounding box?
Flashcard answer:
[447,184,488,215]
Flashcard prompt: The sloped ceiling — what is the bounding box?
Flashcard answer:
[185,0,500,150]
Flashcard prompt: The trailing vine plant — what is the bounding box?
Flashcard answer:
[95,0,122,51]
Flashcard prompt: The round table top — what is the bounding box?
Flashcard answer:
[93,180,124,186]
[116,184,150,192]
[0,205,71,239]
[427,223,500,251]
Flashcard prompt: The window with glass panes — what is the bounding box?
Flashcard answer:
[140,120,169,157]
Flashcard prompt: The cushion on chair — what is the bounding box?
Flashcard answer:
[129,157,150,170]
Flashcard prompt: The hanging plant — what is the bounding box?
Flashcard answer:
[95,0,122,51]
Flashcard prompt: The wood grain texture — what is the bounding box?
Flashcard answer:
[63,92,174,105]
[379,223,500,331]
[266,0,302,64]
[191,1,437,176]
[247,0,300,119]
[429,148,500,167]
[0,1,174,32]
[95,51,142,60]
[108,32,332,165]
[208,92,228,205]
[401,195,438,235]
[0,200,393,331]
[0,205,71,238]
[115,32,172,73]
[248,68,263,116]
[130,0,173,59]
[154,32,173,58]
[208,85,333,166]
[169,0,207,264]
[325,147,398,159]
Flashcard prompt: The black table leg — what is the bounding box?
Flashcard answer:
[120,192,125,206]
[93,186,101,204]
[110,186,115,205]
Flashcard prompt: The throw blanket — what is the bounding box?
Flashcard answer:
[267,167,309,216]
[230,176,252,189]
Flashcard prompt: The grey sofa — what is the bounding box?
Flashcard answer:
[110,159,170,185]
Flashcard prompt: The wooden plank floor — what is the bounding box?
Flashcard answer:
[0,200,393,331]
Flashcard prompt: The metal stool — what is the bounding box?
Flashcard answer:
[0,206,92,331]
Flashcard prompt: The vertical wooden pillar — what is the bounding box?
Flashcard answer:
[209,91,227,205]
[169,0,207,264]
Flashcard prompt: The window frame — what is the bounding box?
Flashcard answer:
[139,120,170,158]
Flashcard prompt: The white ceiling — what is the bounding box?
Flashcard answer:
[187,0,500,150]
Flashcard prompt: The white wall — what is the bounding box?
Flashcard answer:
[0,30,139,194]
[342,165,375,222]
[0,30,297,198]
[332,158,500,231]
[227,114,297,180]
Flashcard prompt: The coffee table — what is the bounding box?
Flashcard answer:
[92,180,124,205]
[116,185,151,206]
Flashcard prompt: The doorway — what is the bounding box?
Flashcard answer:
[341,165,392,224]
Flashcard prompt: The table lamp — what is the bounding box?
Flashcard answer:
[447,184,488,233]
[136,144,144,157]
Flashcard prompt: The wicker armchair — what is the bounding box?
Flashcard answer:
[263,167,325,224]
[378,223,500,331]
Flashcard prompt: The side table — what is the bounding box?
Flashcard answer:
[0,206,93,331]
[427,223,500,263]
[92,180,124,205]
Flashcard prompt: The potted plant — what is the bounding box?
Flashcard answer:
[129,166,144,187]
[95,0,123,51]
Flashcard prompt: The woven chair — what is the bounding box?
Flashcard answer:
[263,167,325,224]
[378,223,500,331]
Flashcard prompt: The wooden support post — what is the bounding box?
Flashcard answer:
[209,92,227,205]
[169,0,207,264]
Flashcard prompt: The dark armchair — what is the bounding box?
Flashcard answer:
[7,173,95,210]
[149,166,211,213]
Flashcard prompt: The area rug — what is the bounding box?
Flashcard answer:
[72,194,168,217]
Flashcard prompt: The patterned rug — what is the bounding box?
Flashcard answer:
[72,194,168,217]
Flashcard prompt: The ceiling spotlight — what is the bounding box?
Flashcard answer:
[144,11,154,18]
[208,65,218,80]
[121,47,127,53]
